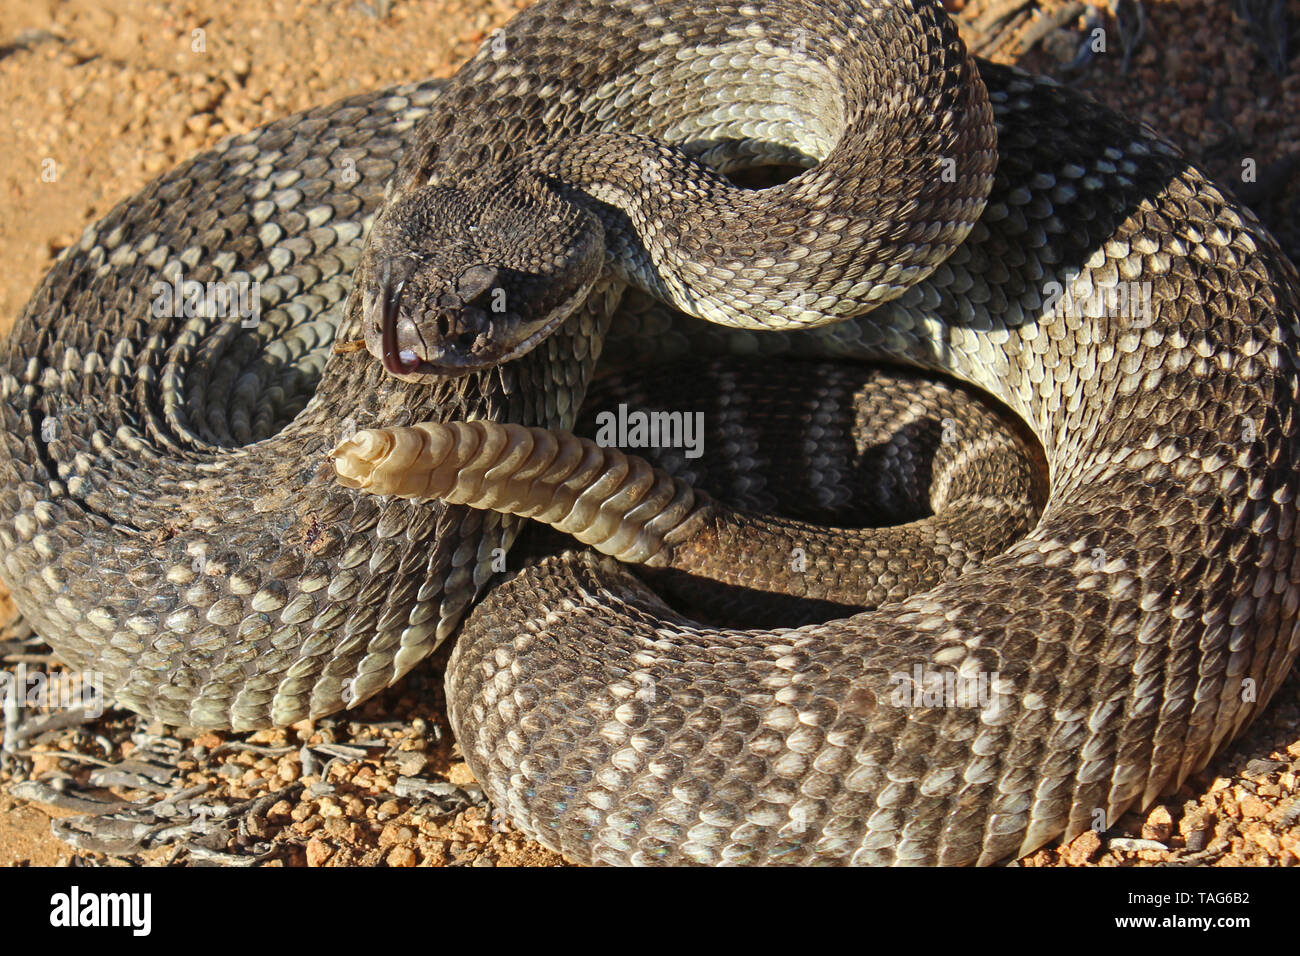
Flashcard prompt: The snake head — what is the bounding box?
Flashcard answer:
[358,174,605,382]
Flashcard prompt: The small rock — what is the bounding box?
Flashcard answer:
[1142,806,1173,843]
[397,752,427,776]
[1062,829,1102,865]
[1239,792,1269,819]
[324,817,360,841]
[29,754,63,776]
[190,88,219,113]
[1244,826,1280,855]
[387,845,417,867]
[380,824,415,847]
[292,815,323,837]
[305,836,333,866]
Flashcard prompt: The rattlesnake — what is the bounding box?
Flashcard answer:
[2,0,1299,866]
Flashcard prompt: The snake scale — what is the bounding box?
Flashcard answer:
[3,0,1300,866]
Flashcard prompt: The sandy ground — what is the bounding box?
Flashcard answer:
[1,0,1298,866]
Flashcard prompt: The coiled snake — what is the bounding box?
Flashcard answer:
[2,0,1299,865]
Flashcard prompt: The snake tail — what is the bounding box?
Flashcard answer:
[332,409,1042,610]
[332,421,710,566]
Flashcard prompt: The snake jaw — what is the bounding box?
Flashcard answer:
[404,270,601,379]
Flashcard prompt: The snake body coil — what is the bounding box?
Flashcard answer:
[2,0,1299,865]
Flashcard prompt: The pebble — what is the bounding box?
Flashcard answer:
[324,817,359,841]
[305,836,332,866]
[379,823,415,846]
[293,816,323,836]
[1061,829,1102,865]
[1238,791,1270,819]
[387,845,417,867]
[397,752,427,776]
[1141,806,1173,843]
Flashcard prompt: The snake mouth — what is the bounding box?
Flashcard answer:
[376,276,601,382]
[381,317,566,381]
[404,311,571,379]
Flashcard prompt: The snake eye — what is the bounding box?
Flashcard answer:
[455,264,500,304]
